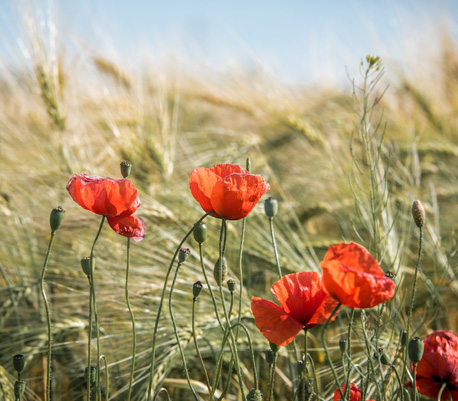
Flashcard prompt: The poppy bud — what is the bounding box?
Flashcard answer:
[13,354,25,373]
[192,281,203,299]
[14,380,26,399]
[81,257,93,277]
[375,347,391,365]
[265,349,274,364]
[247,388,263,401]
[264,197,278,218]
[269,342,280,354]
[193,223,207,244]
[408,336,424,363]
[400,329,408,346]
[120,161,132,178]
[213,257,227,286]
[339,339,347,354]
[50,206,65,232]
[179,248,190,264]
[227,278,237,293]
[412,200,425,228]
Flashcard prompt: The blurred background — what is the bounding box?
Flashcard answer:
[0,1,458,400]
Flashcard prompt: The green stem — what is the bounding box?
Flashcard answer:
[89,215,105,401]
[268,217,282,278]
[361,311,382,400]
[268,353,278,401]
[125,238,136,401]
[306,354,319,400]
[87,280,93,401]
[438,382,447,401]
[321,303,343,399]
[192,297,211,393]
[100,355,109,401]
[344,308,355,401]
[412,363,417,401]
[301,329,308,401]
[169,261,199,400]
[40,231,56,401]
[146,212,211,400]
[392,365,404,401]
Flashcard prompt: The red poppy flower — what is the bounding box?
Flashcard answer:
[333,383,375,401]
[412,331,458,400]
[67,173,138,217]
[251,272,340,346]
[321,242,395,309]
[107,215,145,242]
[189,164,270,220]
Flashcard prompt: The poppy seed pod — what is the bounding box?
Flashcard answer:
[213,257,227,285]
[412,200,425,228]
[13,354,25,373]
[14,380,26,399]
[192,281,203,299]
[227,278,237,293]
[408,336,424,363]
[50,206,65,232]
[375,347,391,366]
[193,223,207,244]
[178,248,191,264]
[339,339,347,353]
[81,257,93,277]
[247,388,263,401]
[265,349,274,364]
[264,197,278,218]
[120,161,132,178]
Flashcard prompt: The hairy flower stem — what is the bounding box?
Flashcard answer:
[40,230,56,401]
[306,354,319,400]
[268,217,282,279]
[300,329,308,401]
[146,211,212,400]
[412,363,418,401]
[344,308,355,400]
[392,365,404,401]
[268,352,278,401]
[100,356,109,401]
[321,303,343,399]
[169,261,199,401]
[361,311,382,400]
[191,297,211,393]
[437,382,447,401]
[125,238,136,401]
[88,215,105,401]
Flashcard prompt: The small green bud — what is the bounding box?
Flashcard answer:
[81,257,93,277]
[246,388,263,401]
[408,337,424,364]
[178,248,190,264]
[269,342,280,354]
[227,278,237,293]
[412,200,425,228]
[213,257,227,286]
[120,161,132,178]
[375,347,391,366]
[246,157,251,172]
[13,354,25,373]
[50,206,65,232]
[400,329,408,346]
[339,339,347,354]
[264,197,278,217]
[265,349,274,364]
[192,281,203,299]
[14,380,26,399]
[193,223,207,244]
[85,365,96,385]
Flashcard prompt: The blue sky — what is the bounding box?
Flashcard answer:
[1,0,456,85]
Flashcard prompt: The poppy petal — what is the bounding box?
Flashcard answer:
[189,168,220,214]
[210,164,248,178]
[210,173,270,220]
[116,196,141,218]
[321,242,395,308]
[107,215,145,241]
[67,174,138,216]
[251,297,303,346]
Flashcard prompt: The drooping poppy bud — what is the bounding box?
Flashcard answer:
[192,281,203,299]
[375,347,391,366]
[408,336,424,363]
[412,200,425,228]
[227,278,236,293]
[247,388,263,401]
[13,354,25,374]
[213,257,227,285]
[50,206,65,232]
[339,339,347,354]
[193,223,207,244]
[178,248,190,264]
[265,349,274,364]
[120,161,132,178]
[264,197,278,218]
[14,381,26,399]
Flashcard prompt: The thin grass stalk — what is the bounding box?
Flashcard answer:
[100,356,109,401]
[268,217,282,278]
[392,365,404,401]
[361,311,382,400]
[146,211,212,400]
[125,237,136,401]
[168,260,199,401]
[40,231,56,401]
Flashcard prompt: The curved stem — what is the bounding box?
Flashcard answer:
[146,211,212,400]
[321,303,343,399]
[169,261,199,400]
[306,354,319,400]
[192,297,211,392]
[40,231,56,401]
[100,355,109,401]
[438,382,447,401]
[268,217,282,278]
[125,238,136,401]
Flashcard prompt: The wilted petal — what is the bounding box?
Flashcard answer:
[107,215,145,242]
